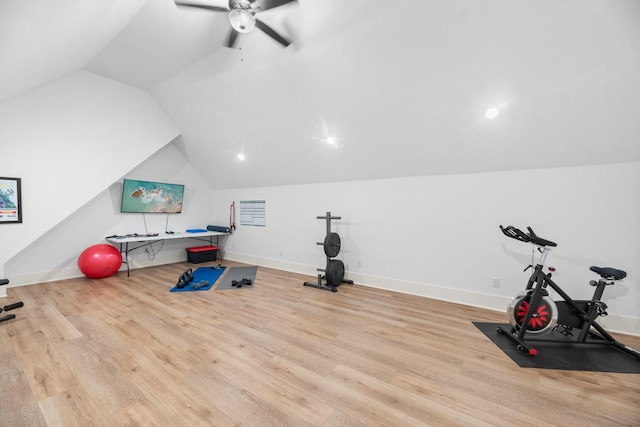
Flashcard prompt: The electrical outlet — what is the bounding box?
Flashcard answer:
[492,277,500,288]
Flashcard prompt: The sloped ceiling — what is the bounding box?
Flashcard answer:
[2,0,640,189]
[0,0,146,102]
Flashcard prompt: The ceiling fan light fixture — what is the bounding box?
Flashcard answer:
[229,8,255,33]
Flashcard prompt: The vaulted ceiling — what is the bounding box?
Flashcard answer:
[2,0,640,189]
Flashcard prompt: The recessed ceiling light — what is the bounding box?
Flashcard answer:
[237,153,246,161]
[326,136,337,146]
[485,107,499,119]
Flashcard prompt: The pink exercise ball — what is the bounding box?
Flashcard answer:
[78,244,122,279]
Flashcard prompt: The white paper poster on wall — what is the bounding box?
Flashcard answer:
[240,200,265,227]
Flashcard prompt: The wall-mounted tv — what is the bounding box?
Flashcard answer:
[121,179,184,214]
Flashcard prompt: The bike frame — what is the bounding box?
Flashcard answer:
[515,246,615,344]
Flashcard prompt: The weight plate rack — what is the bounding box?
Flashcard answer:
[303,212,353,292]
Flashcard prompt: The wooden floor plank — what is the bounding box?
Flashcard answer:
[1,260,638,427]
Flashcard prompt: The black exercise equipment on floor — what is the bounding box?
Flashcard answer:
[0,279,24,323]
[232,278,252,288]
[175,268,194,289]
[170,266,227,293]
[303,212,353,292]
[216,266,257,290]
[494,225,640,360]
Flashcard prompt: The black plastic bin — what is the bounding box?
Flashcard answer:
[186,245,219,264]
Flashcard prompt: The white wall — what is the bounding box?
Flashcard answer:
[0,69,179,284]
[4,142,217,285]
[1,72,636,335]
[209,162,640,334]
[3,124,638,335]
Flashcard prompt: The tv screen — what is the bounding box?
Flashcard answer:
[121,179,184,214]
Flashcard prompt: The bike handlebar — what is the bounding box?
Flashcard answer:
[499,225,557,247]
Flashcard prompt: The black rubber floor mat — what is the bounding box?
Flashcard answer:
[474,322,640,373]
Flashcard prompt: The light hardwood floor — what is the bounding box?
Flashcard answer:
[1,260,639,427]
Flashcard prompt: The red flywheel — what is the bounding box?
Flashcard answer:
[507,292,558,335]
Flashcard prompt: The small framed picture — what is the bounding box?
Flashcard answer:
[0,177,22,224]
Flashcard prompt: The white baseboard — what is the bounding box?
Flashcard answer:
[225,252,317,276]
[5,268,84,287]
[6,251,639,337]
[4,250,188,288]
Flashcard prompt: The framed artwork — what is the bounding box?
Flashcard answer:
[0,177,22,224]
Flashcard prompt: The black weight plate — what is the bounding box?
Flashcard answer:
[326,259,345,287]
[323,232,341,258]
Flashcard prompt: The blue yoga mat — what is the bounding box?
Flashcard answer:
[170,266,226,292]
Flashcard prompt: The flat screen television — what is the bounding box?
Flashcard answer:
[121,179,184,214]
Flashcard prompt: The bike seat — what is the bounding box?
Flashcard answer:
[590,266,626,281]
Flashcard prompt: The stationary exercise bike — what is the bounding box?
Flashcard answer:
[497,225,640,359]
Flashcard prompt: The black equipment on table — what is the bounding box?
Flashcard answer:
[303,212,353,292]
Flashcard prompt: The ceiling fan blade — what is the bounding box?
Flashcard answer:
[174,1,228,12]
[254,19,291,47]
[224,28,240,48]
[253,0,297,12]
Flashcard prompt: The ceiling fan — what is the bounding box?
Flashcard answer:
[174,0,298,48]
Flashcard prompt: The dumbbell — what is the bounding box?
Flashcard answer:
[232,278,252,288]
[176,269,194,289]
